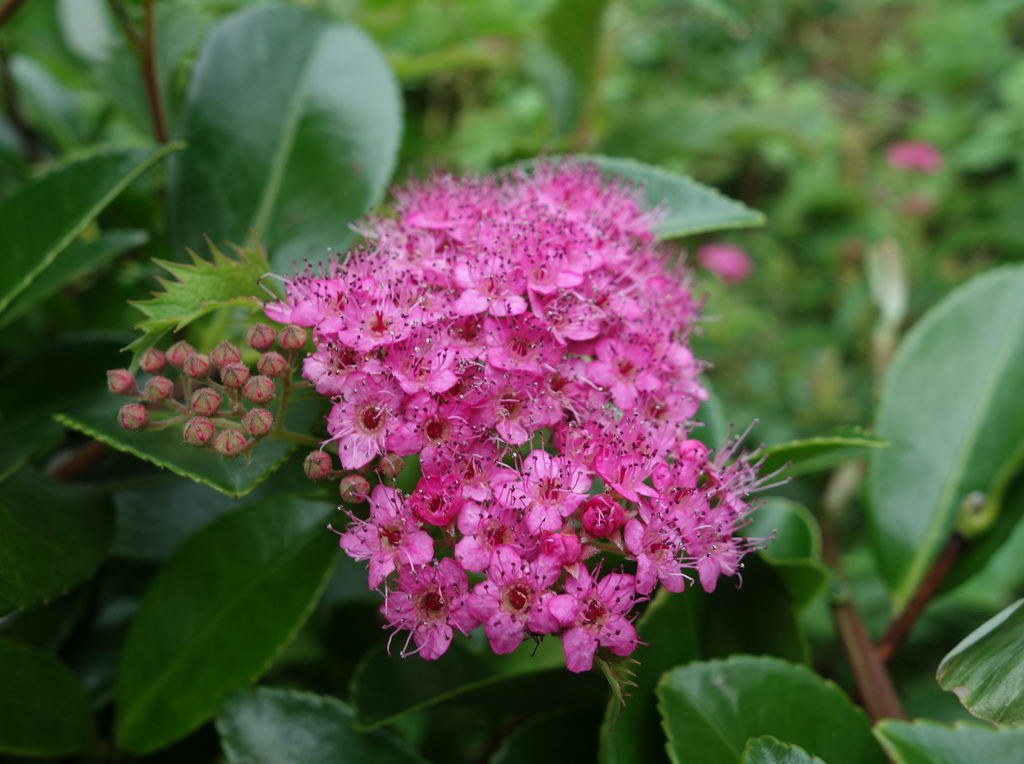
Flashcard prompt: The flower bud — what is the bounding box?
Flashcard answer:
[107,369,138,396]
[166,340,196,369]
[144,376,174,402]
[139,347,166,374]
[183,416,216,447]
[278,324,308,351]
[580,494,626,537]
[339,474,370,504]
[213,429,248,457]
[119,403,149,431]
[378,452,406,478]
[303,451,333,480]
[539,531,583,565]
[220,362,250,389]
[243,375,276,404]
[191,387,222,417]
[242,408,274,437]
[210,340,241,367]
[247,322,276,351]
[256,351,288,378]
[182,353,211,379]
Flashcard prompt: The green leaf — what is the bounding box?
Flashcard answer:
[874,719,1024,764]
[867,265,1024,609]
[742,737,827,764]
[0,144,179,317]
[0,639,96,756]
[0,465,114,614]
[167,5,402,272]
[0,229,148,330]
[577,154,766,238]
[125,238,271,355]
[217,688,426,764]
[758,429,889,479]
[491,707,600,764]
[743,499,830,610]
[55,392,323,498]
[937,598,1024,726]
[115,496,339,753]
[541,0,611,133]
[657,656,885,764]
[598,555,813,764]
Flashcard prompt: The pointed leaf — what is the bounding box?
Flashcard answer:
[937,598,1024,726]
[115,496,339,753]
[874,719,1024,764]
[55,392,324,498]
[578,154,766,238]
[168,5,402,272]
[0,639,96,756]
[657,656,885,764]
[868,265,1024,609]
[0,465,114,613]
[758,430,889,479]
[0,144,179,316]
[742,737,827,764]
[217,688,426,764]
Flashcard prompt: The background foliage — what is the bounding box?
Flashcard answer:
[1,0,1023,762]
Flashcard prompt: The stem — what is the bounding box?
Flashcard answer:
[876,532,966,664]
[0,0,29,26]
[106,0,167,143]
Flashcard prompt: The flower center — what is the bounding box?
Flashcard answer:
[506,583,531,612]
[360,405,385,433]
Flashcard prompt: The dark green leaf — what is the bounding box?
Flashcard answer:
[0,229,148,330]
[745,498,821,561]
[217,687,426,764]
[579,154,766,238]
[115,496,339,753]
[937,598,1024,726]
[758,429,889,479]
[491,707,600,764]
[0,586,88,652]
[874,719,1024,764]
[868,265,1024,609]
[657,656,885,764]
[0,639,96,756]
[742,737,827,764]
[167,5,402,272]
[0,145,179,317]
[55,392,324,498]
[0,465,114,613]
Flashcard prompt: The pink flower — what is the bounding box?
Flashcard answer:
[696,243,754,284]
[381,558,477,660]
[545,567,639,673]
[886,140,943,173]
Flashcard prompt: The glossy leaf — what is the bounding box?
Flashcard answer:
[742,737,827,764]
[579,154,766,238]
[0,465,114,613]
[0,639,96,756]
[937,598,1024,726]
[115,496,339,752]
[167,5,402,272]
[599,555,813,764]
[55,392,324,498]
[657,656,884,764]
[0,145,178,317]
[0,229,148,330]
[868,265,1024,609]
[217,688,426,764]
[758,429,889,479]
[874,719,1024,764]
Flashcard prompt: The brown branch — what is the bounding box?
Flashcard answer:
[105,0,167,143]
[876,532,967,664]
[48,440,108,482]
[0,0,30,26]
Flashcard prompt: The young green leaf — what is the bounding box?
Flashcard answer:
[757,429,889,479]
[657,656,885,764]
[937,598,1024,726]
[874,719,1024,764]
[742,737,827,764]
[0,639,96,757]
[115,496,339,753]
[868,265,1024,610]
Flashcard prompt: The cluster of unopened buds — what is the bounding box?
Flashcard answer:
[259,161,771,673]
[107,323,308,458]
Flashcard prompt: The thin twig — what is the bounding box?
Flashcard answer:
[139,0,167,143]
[876,532,967,664]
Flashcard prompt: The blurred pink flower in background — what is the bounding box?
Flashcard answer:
[886,141,943,173]
[696,243,754,284]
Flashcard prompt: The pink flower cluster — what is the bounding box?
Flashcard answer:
[267,162,764,672]
[886,140,943,174]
